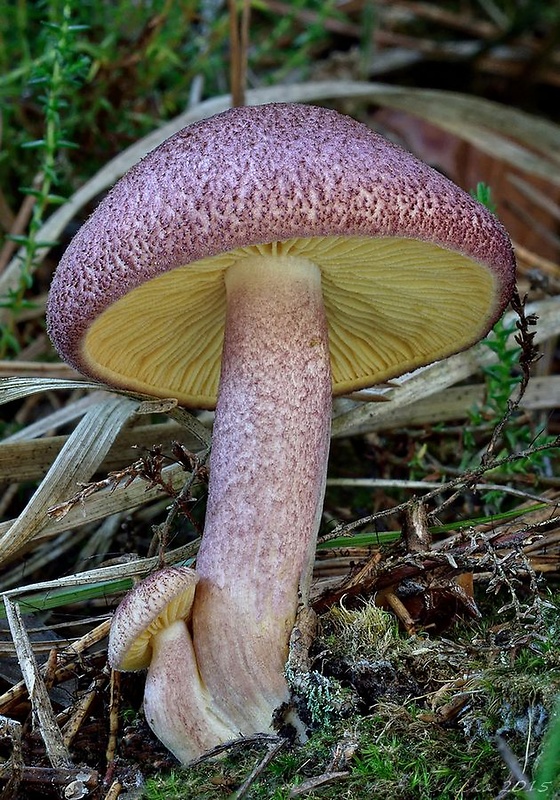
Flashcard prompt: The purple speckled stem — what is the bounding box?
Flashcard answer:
[192,255,332,734]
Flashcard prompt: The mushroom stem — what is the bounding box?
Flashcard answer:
[144,619,239,763]
[192,255,332,733]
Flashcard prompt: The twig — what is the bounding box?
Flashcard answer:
[388,0,499,38]
[0,360,81,379]
[0,763,98,794]
[0,618,111,713]
[0,174,42,275]
[0,716,23,800]
[231,737,288,799]
[148,443,209,562]
[3,597,72,769]
[513,240,560,277]
[228,0,250,107]
[288,771,349,797]
[327,478,554,505]
[189,733,283,766]
[494,735,533,795]
[481,290,540,467]
[103,781,124,800]
[106,669,120,766]
[261,1,360,38]
[61,676,105,749]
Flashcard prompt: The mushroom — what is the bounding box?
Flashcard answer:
[47,103,516,762]
[108,566,239,762]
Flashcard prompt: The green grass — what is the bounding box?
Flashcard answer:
[141,715,511,799]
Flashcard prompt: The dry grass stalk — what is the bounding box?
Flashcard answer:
[3,597,71,769]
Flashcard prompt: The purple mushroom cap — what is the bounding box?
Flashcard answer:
[47,103,516,406]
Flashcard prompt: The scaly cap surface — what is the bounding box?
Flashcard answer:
[47,103,516,406]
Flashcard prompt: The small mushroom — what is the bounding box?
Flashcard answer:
[47,103,516,762]
[108,566,238,762]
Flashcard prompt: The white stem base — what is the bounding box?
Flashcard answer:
[144,620,239,763]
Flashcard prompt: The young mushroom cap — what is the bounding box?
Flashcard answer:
[108,566,239,763]
[47,102,515,408]
[108,566,199,671]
